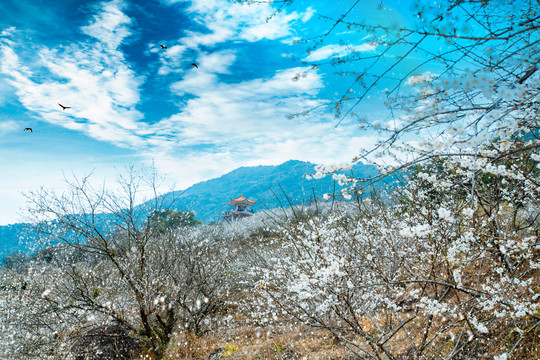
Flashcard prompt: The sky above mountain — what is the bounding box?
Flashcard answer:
[0,0,412,224]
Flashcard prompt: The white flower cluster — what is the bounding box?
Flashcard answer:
[437,207,453,221]
[308,162,353,180]
[399,223,432,238]
[461,208,474,218]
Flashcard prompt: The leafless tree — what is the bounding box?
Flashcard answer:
[0,168,242,359]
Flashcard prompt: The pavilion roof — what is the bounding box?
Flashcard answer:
[227,195,256,207]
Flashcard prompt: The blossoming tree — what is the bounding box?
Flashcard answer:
[250,0,540,358]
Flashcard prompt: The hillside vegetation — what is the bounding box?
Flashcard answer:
[0,159,379,259]
[0,160,538,359]
[3,0,540,358]
[154,160,379,223]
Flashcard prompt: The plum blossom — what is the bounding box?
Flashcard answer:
[399,223,431,238]
[437,207,453,221]
[462,208,474,217]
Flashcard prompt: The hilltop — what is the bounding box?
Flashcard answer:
[158,159,378,222]
[0,160,378,259]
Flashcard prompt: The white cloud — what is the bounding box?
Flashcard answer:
[0,0,374,212]
[81,0,132,51]
[155,0,311,74]
[303,42,378,62]
[237,9,300,42]
[164,59,326,142]
[301,7,315,22]
[1,0,146,148]
[1,0,365,168]
[0,26,16,37]
[406,71,436,85]
[147,43,189,75]
[0,120,18,135]
[145,129,377,191]
[142,52,371,185]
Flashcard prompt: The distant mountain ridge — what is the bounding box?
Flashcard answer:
[157,159,379,222]
[0,159,379,259]
[0,223,29,260]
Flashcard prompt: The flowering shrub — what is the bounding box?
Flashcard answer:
[252,167,539,358]
[255,0,540,357]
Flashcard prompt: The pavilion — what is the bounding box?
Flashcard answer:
[222,195,256,222]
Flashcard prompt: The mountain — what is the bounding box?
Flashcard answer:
[157,159,379,223]
[0,223,32,262]
[0,160,380,260]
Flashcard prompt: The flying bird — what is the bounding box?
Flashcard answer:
[58,103,71,110]
[23,127,32,133]
[191,63,198,69]
[159,44,167,49]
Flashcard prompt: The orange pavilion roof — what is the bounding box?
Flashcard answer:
[227,195,256,207]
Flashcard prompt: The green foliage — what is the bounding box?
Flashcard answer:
[1,252,30,271]
[151,209,202,233]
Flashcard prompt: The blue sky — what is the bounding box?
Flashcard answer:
[0,0,413,224]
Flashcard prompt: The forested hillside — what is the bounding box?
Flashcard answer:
[157,159,379,222]
[0,159,379,259]
[2,0,540,359]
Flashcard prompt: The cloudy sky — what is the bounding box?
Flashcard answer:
[0,0,412,224]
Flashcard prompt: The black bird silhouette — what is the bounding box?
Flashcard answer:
[159,44,167,49]
[24,127,32,133]
[58,103,71,110]
[191,63,198,69]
